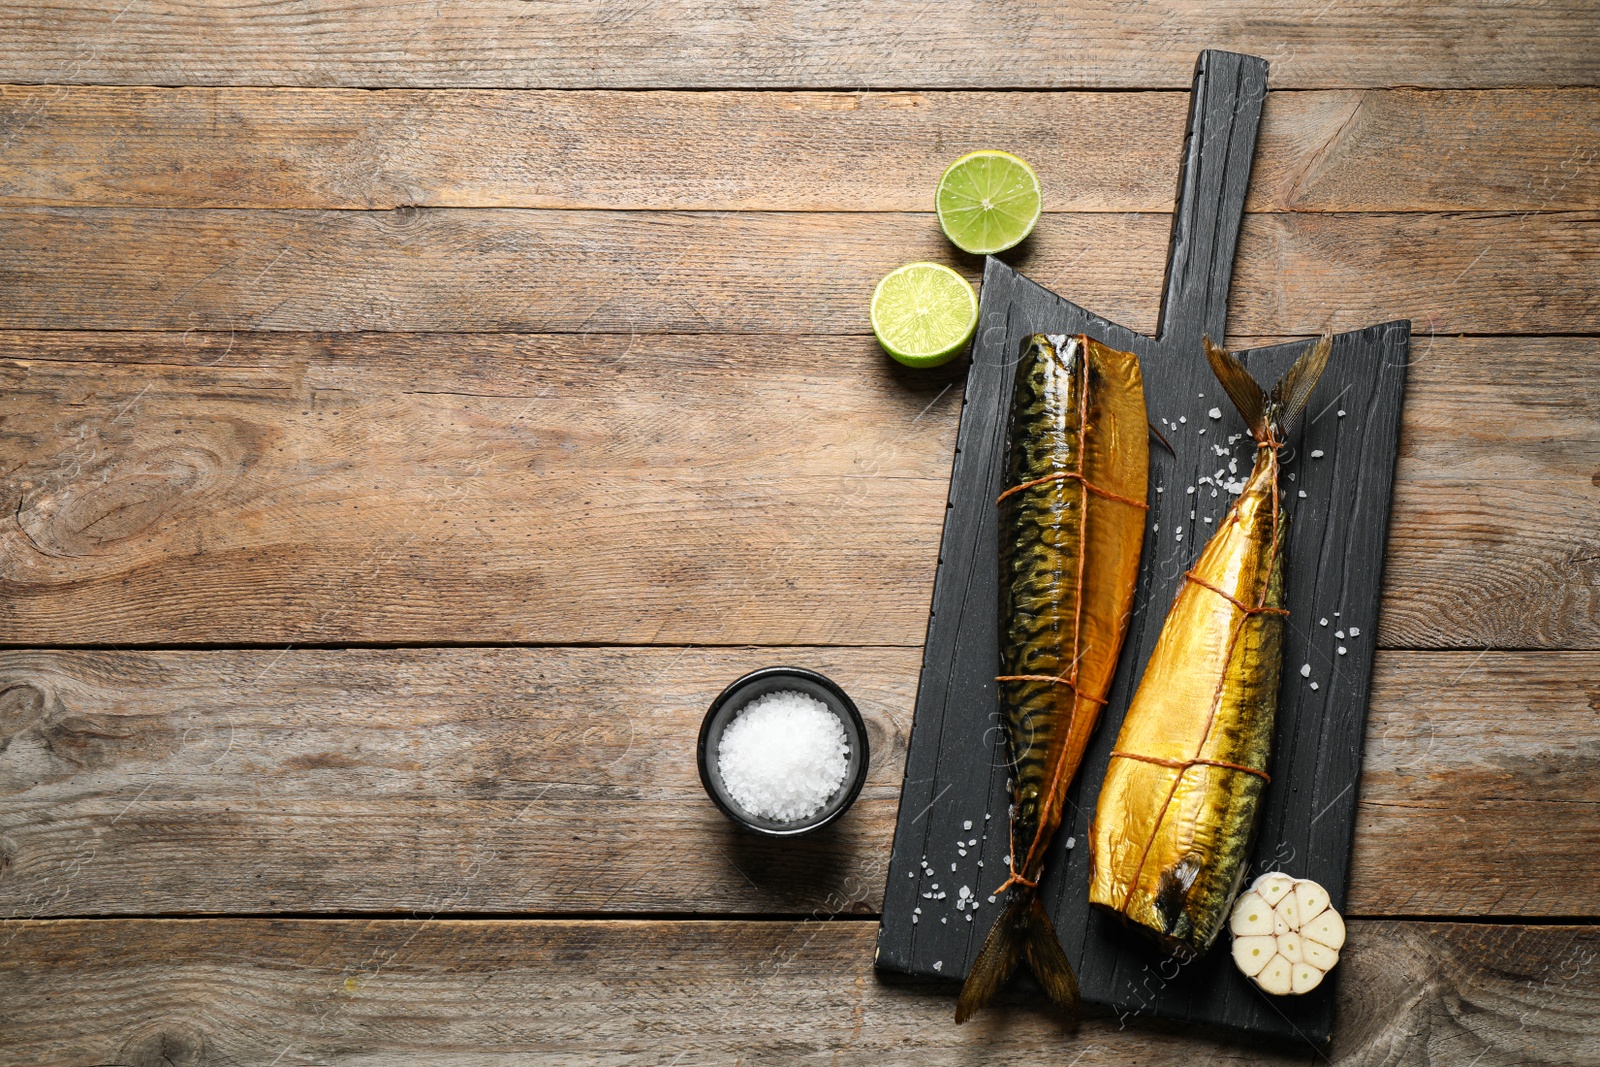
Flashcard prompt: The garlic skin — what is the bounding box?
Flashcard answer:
[1229,873,1345,994]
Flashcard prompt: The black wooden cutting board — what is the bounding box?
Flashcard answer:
[874,50,1410,1046]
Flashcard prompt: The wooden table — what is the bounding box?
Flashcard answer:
[1,5,1596,1063]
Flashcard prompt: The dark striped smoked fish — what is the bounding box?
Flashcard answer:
[1088,334,1331,959]
[956,333,1148,1023]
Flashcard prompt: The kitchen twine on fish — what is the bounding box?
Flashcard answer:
[1104,567,1286,786]
[995,469,1150,511]
[1101,567,1286,786]
[989,446,1153,894]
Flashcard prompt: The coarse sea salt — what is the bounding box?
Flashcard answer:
[717,689,848,822]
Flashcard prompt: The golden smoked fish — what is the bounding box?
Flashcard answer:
[1088,334,1330,959]
[956,334,1148,1023]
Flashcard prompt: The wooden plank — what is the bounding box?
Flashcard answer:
[2,1,1596,89]
[2,86,1595,212]
[0,207,1594,336]
[1,332,1594,649]
[2,918,1597,1064]
[0,648,1594,919]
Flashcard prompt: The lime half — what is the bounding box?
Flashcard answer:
[870,262,978,368]
[935,150,1042,255]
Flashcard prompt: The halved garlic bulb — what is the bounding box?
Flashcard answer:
[1228,873,1345,994]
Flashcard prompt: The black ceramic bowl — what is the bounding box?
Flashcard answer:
[697,666,870,837]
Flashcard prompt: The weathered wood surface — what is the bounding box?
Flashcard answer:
[1,207,1593,336]
[1,333,1594,649]
[3,918,1597,1066]
[3,1,1598,89]
[2,87,1595,213]
[1,648,1593,918]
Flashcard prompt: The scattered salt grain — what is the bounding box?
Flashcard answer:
[912,914,919,923]
[1300,663,1312,678]
[950,863,957,872]
[1208,407,1222,420]
[1179,415,1188,424]
[1335,630,1345,639]
[1310,681,1320,691]
[717,689,848,822]
[1298,490,1307,498]
[1065,837,1076,849]
[1187,486,1195,495]
[1338,646,1348,656]
[1320,618,1328,626]
[1199,428,1206,435]
[963,820,972,830]
[1337,409,1347,418]
[1349,627,1360,637]
[1311,449,1325,459]
[933,960,943,971]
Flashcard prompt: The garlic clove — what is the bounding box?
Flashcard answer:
[1286,966,1324,998]
[1277,932,1302,964]
[1232,935,1276,977]
[1294,879,1328,923]
[1276,893,1299,930]
[1255,954,1294,995]
[1255,872,1295,908]
[1230,892,1274,936]
[1273,907,1294,936]
[1302,939,1340,971]
[1303,908,1346,951]
[1291,962,1325,994]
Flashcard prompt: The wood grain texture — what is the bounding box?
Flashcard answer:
[2,86,1595,212]
[1,332,1594,649]
[2,918,1597,1065]
[0,647,1593,919]
[0,207,1595,336]
[2,1,1597,89]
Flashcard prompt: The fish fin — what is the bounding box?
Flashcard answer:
[955,891,1080,1024]
[955,893,1026,1023]
[1271,330,1333,437]
[1203,336,1268,443]
[1205,333,1333,444]
[1022,895,1080,1018]
[1153,853,1203,934]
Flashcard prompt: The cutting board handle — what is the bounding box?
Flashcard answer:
[1156,49,1270,355]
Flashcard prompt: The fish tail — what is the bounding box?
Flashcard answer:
[955,890,1080,1024]
[1204,331,1332,445]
